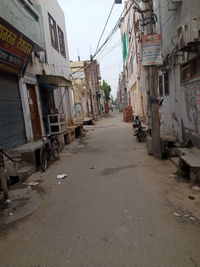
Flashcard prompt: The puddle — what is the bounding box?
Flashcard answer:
[101,164,141,176]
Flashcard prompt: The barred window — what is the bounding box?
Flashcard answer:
[58,26,66,58]
[48,13,59,51]
[180,56,200,82]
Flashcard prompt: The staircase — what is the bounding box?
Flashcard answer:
[4,141,42,181]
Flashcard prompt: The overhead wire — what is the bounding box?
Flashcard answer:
[96,39,121,61]
[97,41,122,62]
[95,1,115,55]
[71,1,136,78]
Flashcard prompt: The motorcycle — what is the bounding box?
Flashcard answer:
[133,117,147,142]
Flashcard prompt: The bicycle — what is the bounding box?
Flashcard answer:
[53,134,63,153]
[40,134,60,172]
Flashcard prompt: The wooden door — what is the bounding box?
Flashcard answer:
[27,85,42,140]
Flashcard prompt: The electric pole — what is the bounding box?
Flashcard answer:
[144,0,162,157]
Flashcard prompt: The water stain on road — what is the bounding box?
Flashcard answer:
[101,164,140,176]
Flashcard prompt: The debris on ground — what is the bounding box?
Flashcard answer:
[170,174,177,177]
[27,182,39,186]
[4,199,12,204]
[192,186,200,191]
[90,166,95,169]
[174,212,196,221]
[188,196,195,200]
[57,174,68,179]
[174,212,181,217]
[184,214,195,220]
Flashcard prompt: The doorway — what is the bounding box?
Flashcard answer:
[27,84,42,140]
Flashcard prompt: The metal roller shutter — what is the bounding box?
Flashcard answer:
[0,72,26,151]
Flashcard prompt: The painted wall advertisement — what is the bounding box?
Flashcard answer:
[0,17,33,74]
[142,34,162,66]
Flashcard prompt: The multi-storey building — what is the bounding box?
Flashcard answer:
[153,0,200,147]
[117,71,127,111]
[84,59,102,118]
[70,60,91,120]
[119,0,147,121]
[0,0,44,150]
[26,0,73,137]
[0,0,73,151]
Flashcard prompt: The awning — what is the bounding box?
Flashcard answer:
[37,75,72,88]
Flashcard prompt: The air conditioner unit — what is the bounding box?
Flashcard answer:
[185,15,200,44]
[168,0,182,11]
[177,25,186,50]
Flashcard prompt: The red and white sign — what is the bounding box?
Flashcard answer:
[0,17,33,73]
[142,34,162,66]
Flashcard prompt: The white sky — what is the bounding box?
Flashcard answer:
[57,0,125,98]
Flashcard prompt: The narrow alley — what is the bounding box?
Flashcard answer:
[1,113,200,267]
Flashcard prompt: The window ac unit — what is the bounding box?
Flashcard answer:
[177,25,186,50]
[185,15,200,44]
[168,0,182,11]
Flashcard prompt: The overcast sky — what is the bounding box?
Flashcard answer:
[57,0,125,98]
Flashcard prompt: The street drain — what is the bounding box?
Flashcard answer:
[8,176,19,186]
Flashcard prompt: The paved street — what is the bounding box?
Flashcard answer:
[1,113,200,267]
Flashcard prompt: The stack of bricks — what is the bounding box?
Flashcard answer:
[123,105,133,122]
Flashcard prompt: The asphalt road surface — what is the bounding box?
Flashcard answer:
[1,113,200,267]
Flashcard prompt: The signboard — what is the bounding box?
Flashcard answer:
[0,17,34,73]
[142,34,162,66]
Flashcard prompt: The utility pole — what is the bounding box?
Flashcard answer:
[143,0,162,157]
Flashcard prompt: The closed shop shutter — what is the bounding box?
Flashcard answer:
[0,73,26,151]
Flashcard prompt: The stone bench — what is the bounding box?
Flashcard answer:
[179,148,200,183]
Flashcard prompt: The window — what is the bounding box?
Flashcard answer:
[180,56,200,82]
[164,72,169,95]
[159,75,163,97]
[48,13,59,51]
[58,26,66,58]
[128,55,133,78]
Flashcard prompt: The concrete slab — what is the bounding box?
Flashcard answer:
[180,148,200,168]
[161,135,177,143]
[11,141,42,153]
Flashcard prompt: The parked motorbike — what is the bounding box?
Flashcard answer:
[133,117,147,142]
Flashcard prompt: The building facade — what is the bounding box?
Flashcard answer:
[0,0,73,151]
[70,60,91,120]
[84,59,102,119]
[26,0,73,137]
[0,0,45,150]
[153,0,200,147]
[119,0,147,121]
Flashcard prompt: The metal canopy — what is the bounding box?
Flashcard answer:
[37,75,72,88]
